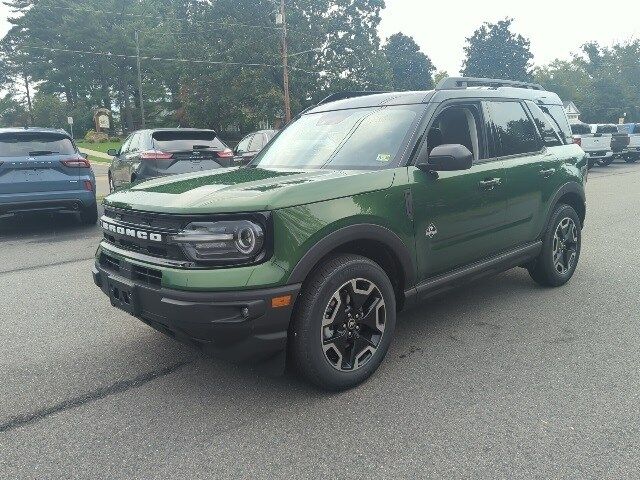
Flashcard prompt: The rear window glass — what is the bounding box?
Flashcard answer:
[542,105,572,143]
[526,102,563,147]
[595,125,618,134]
[0,132,76,157]
[571,123,591,135]
[151,130,226,151]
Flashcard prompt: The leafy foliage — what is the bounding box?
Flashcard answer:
[461,18,533,82]
[383,33,435,91]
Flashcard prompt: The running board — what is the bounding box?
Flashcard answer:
[404,241,542,306]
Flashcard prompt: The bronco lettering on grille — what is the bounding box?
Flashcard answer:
[101,220,163,242]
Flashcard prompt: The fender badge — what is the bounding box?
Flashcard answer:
[426,223,438,238]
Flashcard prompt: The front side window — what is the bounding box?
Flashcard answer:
[488,101,541,156]
[0,132,76,157]
[426,104,484,161]
[252,105,423,170]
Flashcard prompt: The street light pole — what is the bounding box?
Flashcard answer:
[279,0,292,123]
[134,31,146,129]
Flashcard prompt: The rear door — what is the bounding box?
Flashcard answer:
[488,100,559,248]
[0,131,82,195]
[111,134,132,188]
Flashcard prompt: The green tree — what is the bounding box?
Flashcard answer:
[461,18,533,81]
[0,93,29,127]
[383,33,435,91]
[433,70,449,86]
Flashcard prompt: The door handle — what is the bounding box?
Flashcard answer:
[479,178,502,190]
[539,168,556,178]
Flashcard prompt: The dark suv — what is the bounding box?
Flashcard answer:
[107,128,233,191]
[93,77,587,390]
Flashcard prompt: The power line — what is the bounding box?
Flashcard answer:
[20,45,321,75]
[29,3,283,31]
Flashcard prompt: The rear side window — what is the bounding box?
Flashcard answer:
[595,125,618,134]
[0,132,76,157]
[571,123,591,135]
[151,130,226,151]
[487,101,541,156]
[526,102,563,147]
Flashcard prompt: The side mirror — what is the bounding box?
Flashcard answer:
[80,152,89,160]
[107,148,118,157]
[417,144,473,172]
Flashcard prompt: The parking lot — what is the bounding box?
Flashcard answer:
[1,162,639,479]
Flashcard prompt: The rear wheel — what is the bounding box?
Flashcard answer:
[528,204,581,287]
[289,254,396,391]
[80,203,98,225]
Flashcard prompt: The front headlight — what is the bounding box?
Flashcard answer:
[170,220,265,265]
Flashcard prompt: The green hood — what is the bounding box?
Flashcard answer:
[104,167,396,213]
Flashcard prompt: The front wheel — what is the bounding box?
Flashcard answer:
[528,204,581,287]
[289,254,396,391]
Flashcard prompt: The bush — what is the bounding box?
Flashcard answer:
[84,130,109,143]
[108,136,122,142]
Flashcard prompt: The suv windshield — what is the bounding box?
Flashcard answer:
[151,130,226,152]
[251,105,423,169]
[0,132,76,157]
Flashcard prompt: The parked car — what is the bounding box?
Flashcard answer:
[0,127,97,224]
[232,129,278,165]
[107,128,233,192]
[571,123,615,167]
[93,77,587,390]
[617,123,640,162]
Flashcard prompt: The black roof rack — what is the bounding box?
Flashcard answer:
[317,91,389,106]
[436,77,545,91]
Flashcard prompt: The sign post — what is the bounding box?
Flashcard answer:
[67,116,74,139]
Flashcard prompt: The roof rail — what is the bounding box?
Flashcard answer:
[317,91,389,106]
[436,77,545,91]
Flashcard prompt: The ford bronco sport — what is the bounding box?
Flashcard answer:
[93,77,587,391]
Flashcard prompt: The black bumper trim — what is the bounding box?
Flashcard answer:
[93,263,301,362]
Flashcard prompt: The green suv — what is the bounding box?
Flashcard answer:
[93,77,587,390]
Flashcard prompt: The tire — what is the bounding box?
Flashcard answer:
[80,203,99,225]
[625,156,638,164]
[289,254,396,391]
[597,157,614,166]
[528,204,581,287]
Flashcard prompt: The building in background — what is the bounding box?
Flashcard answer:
[563,101,581,124]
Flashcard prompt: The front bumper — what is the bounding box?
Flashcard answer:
[93,261,301,362]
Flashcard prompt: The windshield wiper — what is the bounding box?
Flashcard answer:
[28,150,58,156]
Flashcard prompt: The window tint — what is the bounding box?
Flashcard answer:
[0,132,76,157]
[595,125,618,134]
[570,123,591,135]
[488,101,541,156]
[526,102,563,147]
[151,130,226,151]
[542,105,572,144]
[236,135,253,153]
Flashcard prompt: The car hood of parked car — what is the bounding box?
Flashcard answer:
[103,167,396,214]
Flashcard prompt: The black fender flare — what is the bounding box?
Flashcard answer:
[541,181,586,236]
[287,223,416,288]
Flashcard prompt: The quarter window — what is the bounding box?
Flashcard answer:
[526,101,563,147]
[488,101,541,156]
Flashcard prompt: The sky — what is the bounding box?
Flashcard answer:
[378,0,640,75]
[1,0,639,75]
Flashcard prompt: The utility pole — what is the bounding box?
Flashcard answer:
[24,74,33,126]
[134,31,146,128]
[278,0,292,123]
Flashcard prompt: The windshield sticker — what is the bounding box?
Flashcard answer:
[376,153,392,163]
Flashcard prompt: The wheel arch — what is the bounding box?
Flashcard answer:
[543,182,586,234]
[287,224,416,310]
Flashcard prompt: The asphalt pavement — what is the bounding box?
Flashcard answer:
[1,162,639,479]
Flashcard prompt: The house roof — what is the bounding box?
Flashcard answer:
[563,100,581,114]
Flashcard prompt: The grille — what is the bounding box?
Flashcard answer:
[100,252,162,287]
